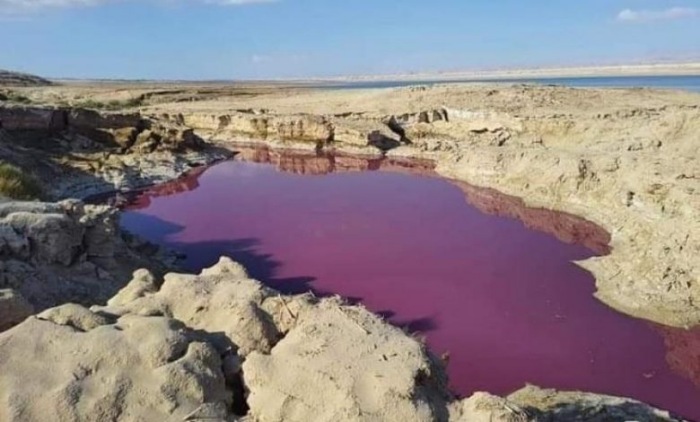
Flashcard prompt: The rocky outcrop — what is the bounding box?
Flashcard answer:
[0,257,683,422]
[177,112,334,144]
[0,105,230,199]
[0,311,231,422]
[0,200,171,331]
[242,296,450,422]
[507,386,682,421]
[0,106,205,153]
[92,257,455,421]
[96,260,282,357]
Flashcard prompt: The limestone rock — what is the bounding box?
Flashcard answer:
[507,385,683,421]
[107,268,159,307]
[449,393,528,422]
[37,303,113,331]
[96,257,281,356]
[68,108,144,131]
[181,112,334,143]
[2,257,685,422]
[4,212,84,266]
[242,297,450,422]
[0,289,33,331]
[0,200,171,327]
[275,114,334,142]
[0,309,232,422]
[333,117,400,147]
[97,258,454,422]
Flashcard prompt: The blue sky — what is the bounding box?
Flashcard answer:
[0,0,698,79]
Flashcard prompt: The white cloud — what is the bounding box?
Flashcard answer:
[0,0,276,13]
[617,7,699,23]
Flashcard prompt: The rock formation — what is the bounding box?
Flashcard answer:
[0,105,232,199]
[0,82,697,420]
[0,199,171,331]
[0,257,683,422]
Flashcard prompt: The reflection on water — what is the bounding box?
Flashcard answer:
[659,326,700,389]
[118,144,699,420]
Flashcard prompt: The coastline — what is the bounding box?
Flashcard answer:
[297,62,700,83]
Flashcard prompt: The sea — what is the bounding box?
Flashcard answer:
[321,75,700,92]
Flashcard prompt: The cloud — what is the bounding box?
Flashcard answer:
[0,0,277,14]
[617,7,699,23]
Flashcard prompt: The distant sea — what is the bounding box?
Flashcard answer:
[322,75,700,92]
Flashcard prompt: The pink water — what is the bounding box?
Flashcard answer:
[122,149,700,420]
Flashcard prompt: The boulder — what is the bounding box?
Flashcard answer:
[507,385,683,421]
[243,297,451,422]
[449,393,528,422]
[3,212,84,266]
[0,309,231,422]
[0,200,168,317]
[96,257,281,357]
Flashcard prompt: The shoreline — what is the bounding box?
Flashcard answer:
[23,62,700,86]
[296,62,700,84]
[1,82,698,421]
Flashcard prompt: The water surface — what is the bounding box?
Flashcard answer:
[121,149,700,420]
[322,75,700,92]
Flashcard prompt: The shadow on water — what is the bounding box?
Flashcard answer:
[122,212,439,333]
[376,310,439,333]
[117,148,700,420]
[121,212,319,294]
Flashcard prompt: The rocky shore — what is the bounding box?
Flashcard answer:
[0,257,683,422]
[1,81,698,420]
[136,83,699,329]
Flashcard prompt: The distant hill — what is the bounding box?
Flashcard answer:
[0,70,53,87]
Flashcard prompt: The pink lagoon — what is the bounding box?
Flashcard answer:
[121,148,700,421]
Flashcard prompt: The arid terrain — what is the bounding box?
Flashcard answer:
[0,72,698,421]
[307,61,700,82]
